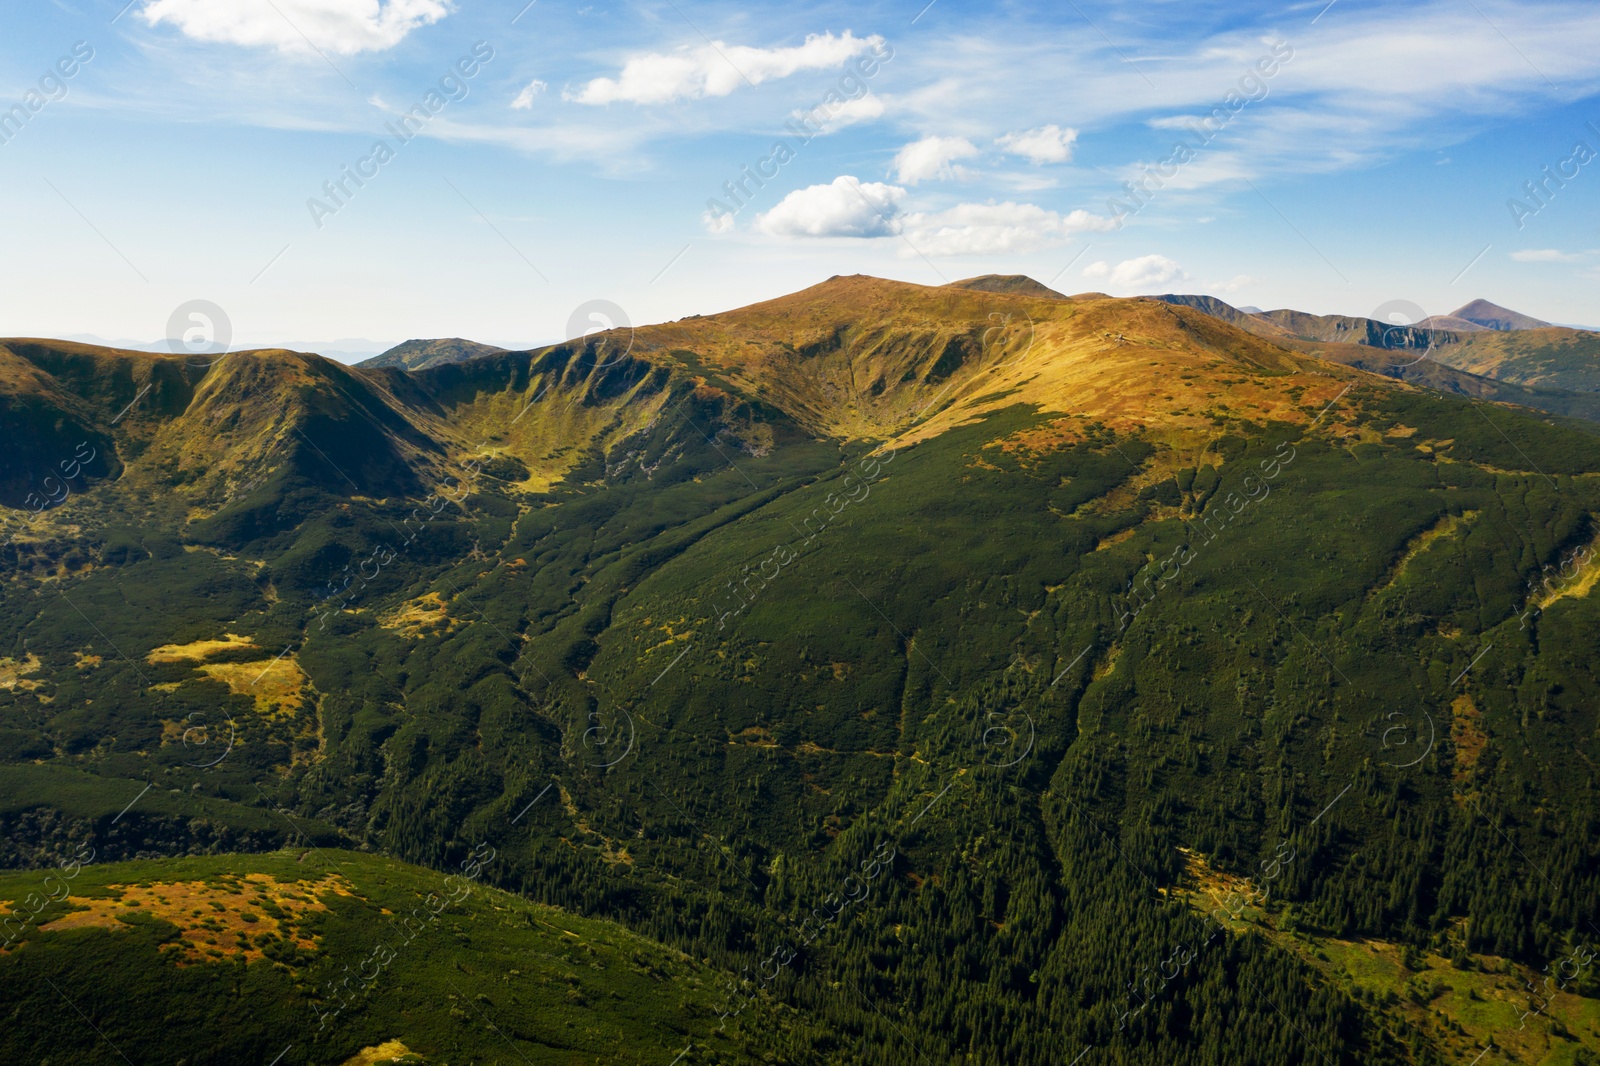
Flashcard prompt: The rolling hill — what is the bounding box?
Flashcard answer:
[2,275,1599,1064]
[0,849,808,1064]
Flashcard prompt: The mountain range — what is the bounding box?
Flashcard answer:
[2,275,1598,1065]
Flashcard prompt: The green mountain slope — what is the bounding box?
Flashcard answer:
[1429,327,1600,392]
[2,275,1598,1065]
[0,849,808,1064]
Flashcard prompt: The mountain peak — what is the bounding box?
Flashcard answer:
[359,337,509,371]
[942,275,1070,300]
[1448,299,1550,331]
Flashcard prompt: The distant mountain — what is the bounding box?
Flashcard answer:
[1450,298,1551,331]
[1154,293,1600,400]
[1153,293,1440,350]
[59,335,390,364]
[942,274,1071,300]
[358,337,509,371]
[1416,314,1486,332]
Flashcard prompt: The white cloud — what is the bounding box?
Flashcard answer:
[511,79,547,110]
[757,176,907,238]
[702,205,737,234]
[892,136,980,184]
[1209,274,1258,293]
[996,124,1078,164]
[1510,248,1580,262]
[568,31,882,105]
[1083,255,1189,292]
[899,201,1118,257]
[794,92,885,134]
[138,0,451,55]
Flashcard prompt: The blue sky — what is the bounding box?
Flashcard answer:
[1,0,1598,355]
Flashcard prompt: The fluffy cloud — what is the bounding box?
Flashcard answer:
[754,182,1118,254]
[1082,254,1189,291]
[892,136,980,184]
[138,0,451,55]
[569,31,881,105]
[996,124,1078,164]
[757,176,907,238]
[511,79,547,110]
[1510,248,1581,262]
[900,201,1118,256]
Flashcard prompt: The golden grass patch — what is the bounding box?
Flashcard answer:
[377,591,458,639]
[195,657,309,716]
[340,1041,421,1065]
[0,654,43,691]
[38,873,353,965]
[146,633,257,664]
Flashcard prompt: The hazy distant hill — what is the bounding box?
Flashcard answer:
[1155,292,1600,409]
[358,337,509,371]
[1451,298,1551,331]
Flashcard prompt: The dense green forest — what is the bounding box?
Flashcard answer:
[1,279,1598,1063]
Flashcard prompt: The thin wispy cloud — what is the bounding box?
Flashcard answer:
[566,30,882,105]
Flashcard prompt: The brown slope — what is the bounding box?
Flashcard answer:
[2,275,1427,516]
[943,275,1071,300]
[604,275,1364,450]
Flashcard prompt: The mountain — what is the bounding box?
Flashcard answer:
[358,337,509,371]
[1154,293,1600,416]
[1450,298,1552,331]
[3,275,1600,1065]
[1416,314,1486,332]
[943,274,1072,300]
[1154,294,1444,349]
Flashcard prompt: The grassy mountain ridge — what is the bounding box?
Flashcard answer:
[2,275,1598,1064]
